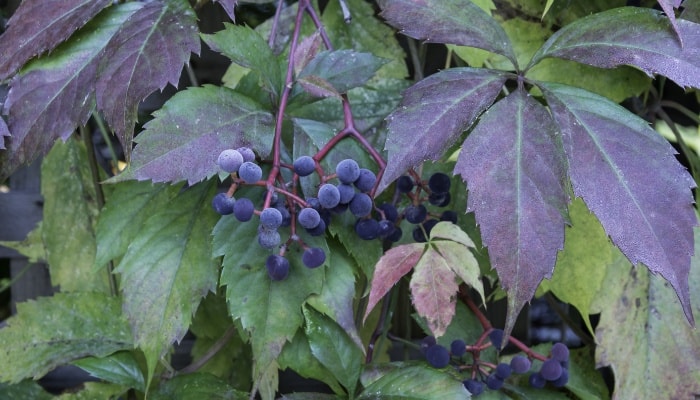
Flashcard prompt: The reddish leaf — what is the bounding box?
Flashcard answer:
[541,82,696,325]
[454,90,569,338]
[363,243,424,323]
[115,85,274,184]
[95,0,200,159]
[0,3,142,181]
[529,7,700,89]
[379,68,507,192]
[0,0,111,80]
[297,75,342,99]
[293,31,324,76]
[409,247,459,338]
[378,0,516,67]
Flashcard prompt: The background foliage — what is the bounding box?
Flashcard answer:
[1,0,700,399]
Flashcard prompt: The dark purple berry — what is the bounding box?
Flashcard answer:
[238,161,262,183]
[377,220,396,237]
[306,218,326,236]
[293,155,316,176]
[529,372,546,388]
[428,172,451,193]
[302,247,326,268]
[355,218,380,240]
[336,183,356,204]
[266,255,289,281]
[420,336,436,354]
[259,207,283,229]
[349,193,373,217]
[510,355,531,374]
[336,159,361,184]
[540,358,563,381]
[377,203,398,222]
[551,342,570,363]
[404,204,427,224]
[552,367,569,387]
[463,379,484,396]
[233,198,255,221]
[354,168,376,192]
[450,339,466,357]
[486,374,504,390]
[428,191,451,207]
[488,329,505,349]
[494,363,512,379]
[298,207,321,229]
[212,193,235,215]
[217,149,244,173]
[425,344,450,369]
[318,184,341,209]
[396,175,414,193]
[236,147,256,162]
[440,210,458,224]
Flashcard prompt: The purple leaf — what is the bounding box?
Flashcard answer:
[0,3,143,181]
[454,90,569,339]
[115,85,274,184]
[213,0,237,22]
[379,68,507,192]
[529,7,700,89]
[541,82,696,325]
[378,0,517,67]
[0,118,9,150]
[95,0,201,160]
[0,0,111,80]
[656,0,683,45]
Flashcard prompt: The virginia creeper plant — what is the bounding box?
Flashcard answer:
[1,0,700,399]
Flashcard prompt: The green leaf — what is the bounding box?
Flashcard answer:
[150,372,248,400]
[215,211,325,398]
[201,23,283,96]
[95,180,181,267]
[115,180,219,383]
[41,139,110,292]
[431,240,484,305]
[303,306,363,394]
[280,394,343,400]
[0,381,52,400]
[593,237,700,399]
[278,331,345,396]
[430,221,475,248]
[56,382,127,399]
[72,351,145,392]
[0,292,132,383]
[358,364,469,399]
[322,0,408,80]
[115,85,274,184]
[566,348,610,400]
[297,50,387,94]
[306,241,364,350]
[0,222,46,263]
[537,198,614,334]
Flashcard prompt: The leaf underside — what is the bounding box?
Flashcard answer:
[455,89,569,338]
[530,7,700,89]
[0,0,111,80]
[95,0,200,158]
[379,68,507,192]
[541,82,696,324]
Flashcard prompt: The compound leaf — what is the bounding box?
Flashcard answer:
[0,292,132,383]
[541,82,696,324]
[297,50,386,94]
[0,3,142,181]
[454,90,569,340]
[378,0,517,67]
[115,180,219,382]
[594,245,700,400]
[41,139,110,293]
[363,243,424,323]
[529,7,700,89]
[0,0,111,80]
[95,0,200,157]
[116,85,274,184]
[379,68,507,192]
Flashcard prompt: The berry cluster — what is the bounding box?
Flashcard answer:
[420,331,570,396]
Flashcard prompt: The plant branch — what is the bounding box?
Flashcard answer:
[177,325,237,375]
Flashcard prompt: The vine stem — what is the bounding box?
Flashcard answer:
[177,325,237,375]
